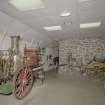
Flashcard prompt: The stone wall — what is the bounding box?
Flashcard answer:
[59,39,105,74]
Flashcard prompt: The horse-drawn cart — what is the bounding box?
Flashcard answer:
[0,36,45,99]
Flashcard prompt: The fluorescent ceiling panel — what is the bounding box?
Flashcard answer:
[10,0,45,11]
[44,26,62,31]
[80,22,101,28]
[60,12,71,17]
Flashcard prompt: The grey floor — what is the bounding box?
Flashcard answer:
[0,70,105,105]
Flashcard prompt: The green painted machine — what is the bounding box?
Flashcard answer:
[0,83,13,95]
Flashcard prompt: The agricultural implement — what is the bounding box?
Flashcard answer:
[85,57,105,79]
[0,36,45,99]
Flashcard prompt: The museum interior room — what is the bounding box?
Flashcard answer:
[0,0,105,105]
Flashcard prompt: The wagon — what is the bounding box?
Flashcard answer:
[13,48,45,99]
[0,36,45,100]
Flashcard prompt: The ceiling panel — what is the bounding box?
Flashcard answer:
[0,11,14,30]
[78,0,105,38]
[0,0,77,40]
[7,20,29,35]
[0,0,105,44]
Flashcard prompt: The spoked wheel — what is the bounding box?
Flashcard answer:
[13,66,34,100]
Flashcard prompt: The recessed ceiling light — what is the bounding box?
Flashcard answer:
[60,12,71,17]
[80,22,101,28]
[44,26,62,31]
[10,0,45,11]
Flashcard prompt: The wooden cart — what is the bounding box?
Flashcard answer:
[0,48,45,100]
[13,48,45,99]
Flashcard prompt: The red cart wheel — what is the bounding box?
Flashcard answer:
[13,66,34,100]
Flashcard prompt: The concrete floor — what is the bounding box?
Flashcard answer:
[0,70,105,105]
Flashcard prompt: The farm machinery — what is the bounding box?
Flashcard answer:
[85,57,105,79]
[0,36,45,99]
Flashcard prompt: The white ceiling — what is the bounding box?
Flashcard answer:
[0,0,105,48]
